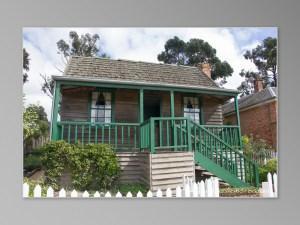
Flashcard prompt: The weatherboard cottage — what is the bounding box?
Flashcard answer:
[50,56,259,191]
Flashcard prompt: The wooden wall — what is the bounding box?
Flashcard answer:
[60,87,224,125]
[116,152,150,186]
[115,89,139,123]
[60,90,89,121]
[149,152,195,191]
[202,96,223,125]
[116,151,195,192]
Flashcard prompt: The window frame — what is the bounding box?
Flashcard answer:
[182,95,203,125]
[89,88,115,123]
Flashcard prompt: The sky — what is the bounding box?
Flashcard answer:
[23,27,277,120]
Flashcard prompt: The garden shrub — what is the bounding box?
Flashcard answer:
[41,141,120,191]
[259,158,277,182]
[24,148,45,173]
[24,153,43,172]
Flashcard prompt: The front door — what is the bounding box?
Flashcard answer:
[144,92,161,120]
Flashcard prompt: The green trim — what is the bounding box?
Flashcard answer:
[199,96,204,125]
[51,81,61,140]
[139,89,144,123]
[54,78,238,97]
[234,96,243,149]
[170,91,175,117]
[194,151,250,188]
[150,118,155,153]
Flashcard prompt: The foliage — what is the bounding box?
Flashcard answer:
[23,104,49,143]
[259,159,277,182]
[157,36,234,84]
[23,107,40,141]
[220,187,259,197]
[40,73,55,98]
[23,48,30,83]
[41,30,109,97]
[242,135,274,158]
[41,141,120,191]
[238,37,277,96]
[113,183,148,196]
[24,153,43,172]
[57,31,102,60]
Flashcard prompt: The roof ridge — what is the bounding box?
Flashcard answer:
[70,55,200,70]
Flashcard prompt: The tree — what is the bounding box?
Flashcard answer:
[23,48,30,83]
[23,104,49,143]
[157,36,234,83]
[42,31,108,97]
[238,37,277,96]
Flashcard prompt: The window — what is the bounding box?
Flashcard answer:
[90,91,112,123]
[183,96,200,123]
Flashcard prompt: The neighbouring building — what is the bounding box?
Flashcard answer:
[223,79,277,149]
[50,56,259,190]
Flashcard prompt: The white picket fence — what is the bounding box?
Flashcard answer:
[261,172,278,197]
[23,177,220,198]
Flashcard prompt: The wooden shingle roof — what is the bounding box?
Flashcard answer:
[63,56,219,89]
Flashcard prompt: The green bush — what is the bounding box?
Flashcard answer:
[24,148,45,172]
[24,154,43,171]
[259,158,277,182]
[41,141,120,191]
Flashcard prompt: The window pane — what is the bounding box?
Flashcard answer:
[105,110,111,118]
[91,91,113,123]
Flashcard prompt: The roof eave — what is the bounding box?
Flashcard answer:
[52,75,240,96]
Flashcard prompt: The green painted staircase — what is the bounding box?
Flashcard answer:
[188,120,259,187]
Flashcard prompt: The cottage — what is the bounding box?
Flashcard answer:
[223,80,277,149]
[50,56,259,190]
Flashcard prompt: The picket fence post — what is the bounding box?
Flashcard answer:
[82,191,89,198]
[94,191,101,198]
[33,184,42,198]
[156,189,162,197]
[273,173,278,197]
[46,187,54,198]
[146,190,153,198]
[23,183,29,198]
[136,191,143,198]
[116,191,122,198]
[199,181,205,197]
[176,186,182,197]
[105,191,112,197]
[166,188,172,197]
[261,173,278,197]
[59,188,66,198]
[70,190,78,198]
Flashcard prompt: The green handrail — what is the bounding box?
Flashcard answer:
[190,120,259,187]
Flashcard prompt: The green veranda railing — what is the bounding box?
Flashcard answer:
[57,121,140,151]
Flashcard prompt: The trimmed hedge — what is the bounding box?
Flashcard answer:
[41,141,120,191]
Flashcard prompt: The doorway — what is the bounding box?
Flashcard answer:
[144,92,161,120]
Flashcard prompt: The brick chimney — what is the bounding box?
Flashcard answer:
[254,78,264,93]
[198,63,211,79]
